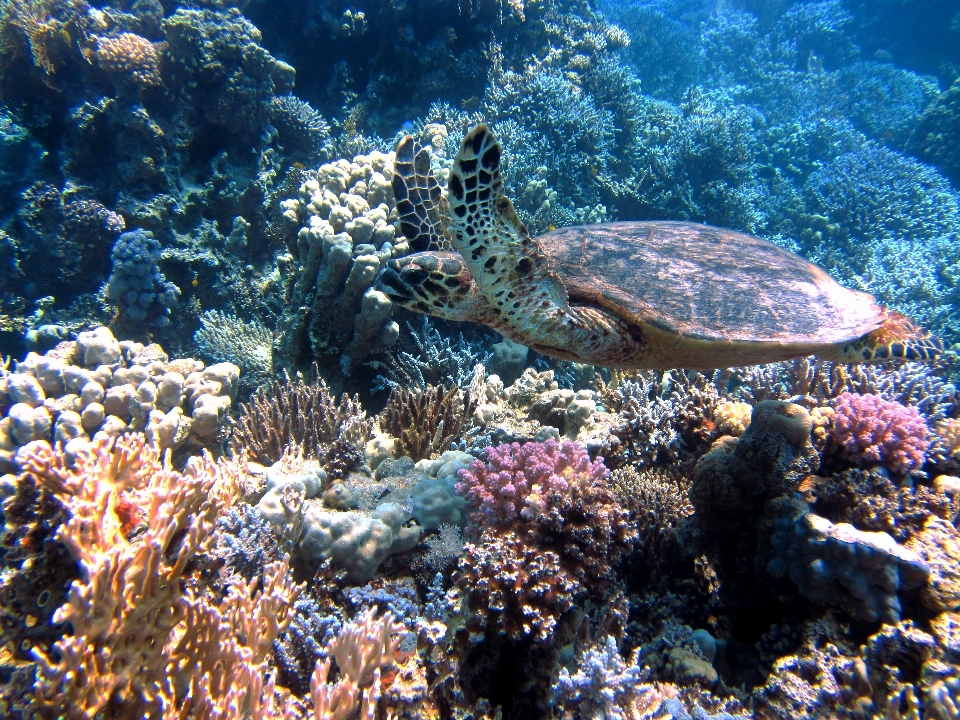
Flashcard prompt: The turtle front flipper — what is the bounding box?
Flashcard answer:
[445,124,647,365]
[392,135,449,251]
[824,309,943,363]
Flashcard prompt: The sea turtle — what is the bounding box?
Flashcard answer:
[376,124,942,370]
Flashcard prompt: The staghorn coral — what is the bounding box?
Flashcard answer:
[374,317,493,392]
[19,434,302,718]
[270,95,332,164]
[931,418,960,471]
[830,392,929,475]
[599,371,719,468]
[379,384,475,462]
[552,635,668,720]
[194,309,274,389]
[94,32,162,87]
[230,369,372,465]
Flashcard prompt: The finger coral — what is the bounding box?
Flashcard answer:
[231,369,372,465]
[379,384,476,461]
[831,392,929,475]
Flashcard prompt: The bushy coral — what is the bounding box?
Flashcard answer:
[194,309,273,389]
[453,440,634,640]
[104,229,180,328]
[94,32,162,87]
[457,439,603,528]
[831,392,929,475]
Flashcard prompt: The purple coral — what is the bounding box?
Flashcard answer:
[832,392,929,474]
[455,439,608,530]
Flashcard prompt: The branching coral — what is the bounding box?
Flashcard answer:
[378,384,476,461]
[230,370,372,465]
[194,309,274,388]
[610,464,693,563]
[454,440,634,640]
[19,434,301,718]
[831,392,929,475]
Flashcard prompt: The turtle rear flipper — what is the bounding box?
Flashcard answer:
[826,309,943,363]
[392,135,449,251]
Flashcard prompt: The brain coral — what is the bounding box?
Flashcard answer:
[831,392,929,475]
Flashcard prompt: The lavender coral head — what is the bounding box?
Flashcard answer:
[455,439,609,530]
[832,392,929,474]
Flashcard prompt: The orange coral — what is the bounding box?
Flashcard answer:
[94,32,162,86]
[21,434,304,719]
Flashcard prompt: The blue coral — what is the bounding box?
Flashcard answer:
[104,229,180,326]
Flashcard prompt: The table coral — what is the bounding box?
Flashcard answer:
[831,392,929,475]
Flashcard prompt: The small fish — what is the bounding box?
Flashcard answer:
[590,165,598,177]
[548,223,556,231]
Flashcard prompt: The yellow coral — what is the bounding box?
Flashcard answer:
[810,405,836,446]
[713,400,753,436]
[935,418,960,460]
[21,434,303,719]
[94,32,162,86]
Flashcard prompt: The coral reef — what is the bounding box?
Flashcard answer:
[277,148,404,379]
[690,401,819,531]
[0,326,237,472]
[830,392,930,475]
[230,370,372,466]
[454,440,635,641]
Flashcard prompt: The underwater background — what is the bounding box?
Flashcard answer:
[0,0,959,718]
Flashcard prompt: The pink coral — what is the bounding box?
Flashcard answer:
[831,392,929,474]
[455,439,608,529]
[453,441,634,640]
